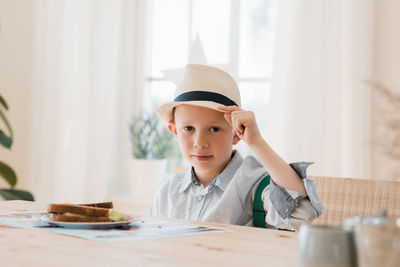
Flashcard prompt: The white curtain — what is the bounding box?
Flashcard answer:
[27,0,146,202]
[266,0,374,178]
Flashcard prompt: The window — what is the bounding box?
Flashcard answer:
[144,0,277,156]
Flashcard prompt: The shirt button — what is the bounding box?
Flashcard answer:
[197,196,203,201]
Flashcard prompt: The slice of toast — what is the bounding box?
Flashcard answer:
[79,201,113,209]
[49,213,112,223]
[47,204,110,217]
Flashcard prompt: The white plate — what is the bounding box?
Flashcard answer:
[41,214,137,229]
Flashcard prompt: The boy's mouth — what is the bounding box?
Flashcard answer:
[192,155,213,162]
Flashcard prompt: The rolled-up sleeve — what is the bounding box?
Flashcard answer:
[261,162,324,231]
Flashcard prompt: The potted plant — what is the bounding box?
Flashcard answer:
[0,94,34,201]
[128,111,175,202]
[129,112,173,160]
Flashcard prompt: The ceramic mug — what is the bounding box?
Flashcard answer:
[298,224,357,267]
[346,216,400,267]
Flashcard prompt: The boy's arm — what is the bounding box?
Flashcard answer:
[218,106,307,196]
[249,139,307,196]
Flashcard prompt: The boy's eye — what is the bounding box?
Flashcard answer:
[184,126,194,131]
[210,127,220,132]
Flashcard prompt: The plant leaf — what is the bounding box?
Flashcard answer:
[0,109,13,148]
[0,94,8,110]
[0,130,13,148]
[0,161,17,187]
[0,188,34,201]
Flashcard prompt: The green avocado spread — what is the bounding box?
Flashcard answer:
[109,210,128,222]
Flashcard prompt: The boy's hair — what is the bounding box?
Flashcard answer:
[170,107,176,123]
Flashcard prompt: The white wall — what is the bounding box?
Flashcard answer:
[0,0,35,191]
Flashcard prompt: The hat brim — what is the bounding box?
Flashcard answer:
[154,101,227,123]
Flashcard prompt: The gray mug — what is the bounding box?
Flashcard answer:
[298,224,357,267]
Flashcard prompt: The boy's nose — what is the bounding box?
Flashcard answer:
[193,132,208,148]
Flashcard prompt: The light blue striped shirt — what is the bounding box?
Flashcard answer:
[150,150,323,231]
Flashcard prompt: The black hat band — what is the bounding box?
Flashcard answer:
[174,91,238,107]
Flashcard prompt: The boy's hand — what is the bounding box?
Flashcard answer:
[218,105,263,146]
[219,106,307,196]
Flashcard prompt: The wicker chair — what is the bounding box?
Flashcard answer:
[310,176,400,225]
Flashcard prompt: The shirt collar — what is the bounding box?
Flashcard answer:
[213,150,242,191]
[178,150,243,193]
[178,167,197,193]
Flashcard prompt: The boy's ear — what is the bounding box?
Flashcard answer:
[168,122,178,137]
[232,134,241,145]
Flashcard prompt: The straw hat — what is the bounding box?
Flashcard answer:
[154,64,241,122]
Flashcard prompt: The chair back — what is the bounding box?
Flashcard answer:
[310,176,400,225]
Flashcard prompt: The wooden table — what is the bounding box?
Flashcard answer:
[0,201,299,266]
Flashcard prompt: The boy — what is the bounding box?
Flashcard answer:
[151,64,323,231]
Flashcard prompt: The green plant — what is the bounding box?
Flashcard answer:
[129,111,174,159]
[0,94,34,201]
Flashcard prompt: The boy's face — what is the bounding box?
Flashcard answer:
[169,104,240,182]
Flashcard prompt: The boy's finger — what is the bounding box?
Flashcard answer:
[233,121,243,136]
[233,115,244,134]
[217,105,240,112]
[223,113,233,125]
[236,129,243,138]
